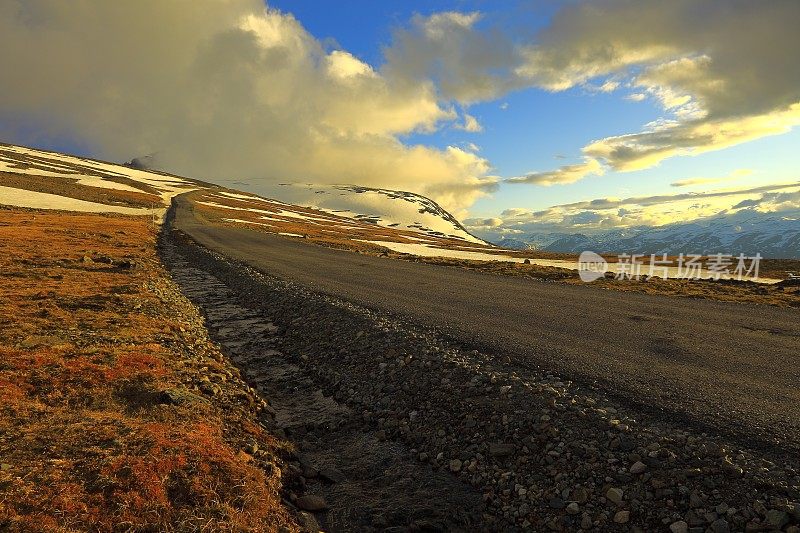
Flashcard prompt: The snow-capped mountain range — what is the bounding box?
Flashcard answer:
[497,210,800,258]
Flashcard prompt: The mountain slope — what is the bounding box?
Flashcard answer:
[264,183,487,244]
[0,142,202,217]
[499,210,800,259]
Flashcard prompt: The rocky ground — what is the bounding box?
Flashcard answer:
[164,223,799,532]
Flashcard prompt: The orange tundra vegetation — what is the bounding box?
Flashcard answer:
[0,207,297,532]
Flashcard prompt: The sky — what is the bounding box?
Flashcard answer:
[1,0,798,239]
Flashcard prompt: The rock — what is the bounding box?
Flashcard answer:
[630,461,647,474]
[301,464,318,479]
[296,495,328,512]
[709,518,730,533]
[571,487,589,504]
[117,259,137,270]
[319,467,346,483]
[765,509,789,529]
[722,463,743,479]
[566,502,580,515]
[489,443,515,457]
[581,513,593,530]
[0,463,11,471]
[159,387,209,406]
[669,520,688,533]
[549,497,565,509]
[689,491,703,508]
[606,487,624,506]
[449,459,463,473]
[297,511,320,531]
[613,510,630,524]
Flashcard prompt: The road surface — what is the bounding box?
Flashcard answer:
[172,195,800,453]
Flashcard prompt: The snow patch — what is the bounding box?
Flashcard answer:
[0,186,163,217]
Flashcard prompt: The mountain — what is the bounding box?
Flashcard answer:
[0,141,509,263]
[0,142,202,218]
[263,183,487,245]
[499,210,800,258]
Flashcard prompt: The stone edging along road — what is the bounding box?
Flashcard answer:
[162,221,799,532]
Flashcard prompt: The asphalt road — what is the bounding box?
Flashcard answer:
[173,196,800,453]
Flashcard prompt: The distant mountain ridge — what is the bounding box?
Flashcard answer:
[496,210,800,258]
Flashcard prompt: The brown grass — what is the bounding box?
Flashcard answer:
[0,208,297,532]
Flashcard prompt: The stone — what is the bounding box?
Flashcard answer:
[566,502,580,515]
[630,461,647,474]
[709,518,730,533]
[159,387,209,406]
[571,487,589,504]
[581,514,593,530]
[722,463,743,479]
[549,497,565,509]
[689,491,703,508]
[765,509,789,529]
[489,443,515,457]
[297,511,320,532]
[613,510,630,524]
[319,467,346,483]
[449,459,463,473]
[606,487,624,506]
[669,520,688,533]
[296,495,328,512]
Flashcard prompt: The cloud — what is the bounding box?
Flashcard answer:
[384,10,518,103]
[463,217,503,228]
[455,113,483,132]
[467,182,800,240]
[670,168,753,187]
[383,1,800,184]
[506,157,604,185]
[0,1,495,212]
[671,177,730,188]
[522,1,800,177]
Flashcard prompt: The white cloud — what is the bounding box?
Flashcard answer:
[383,1,800,184]
[456,113,483,132]
[0,1,494,212]
[506,157,604,186]
[671,168,753,188]
[468,182,800,240]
